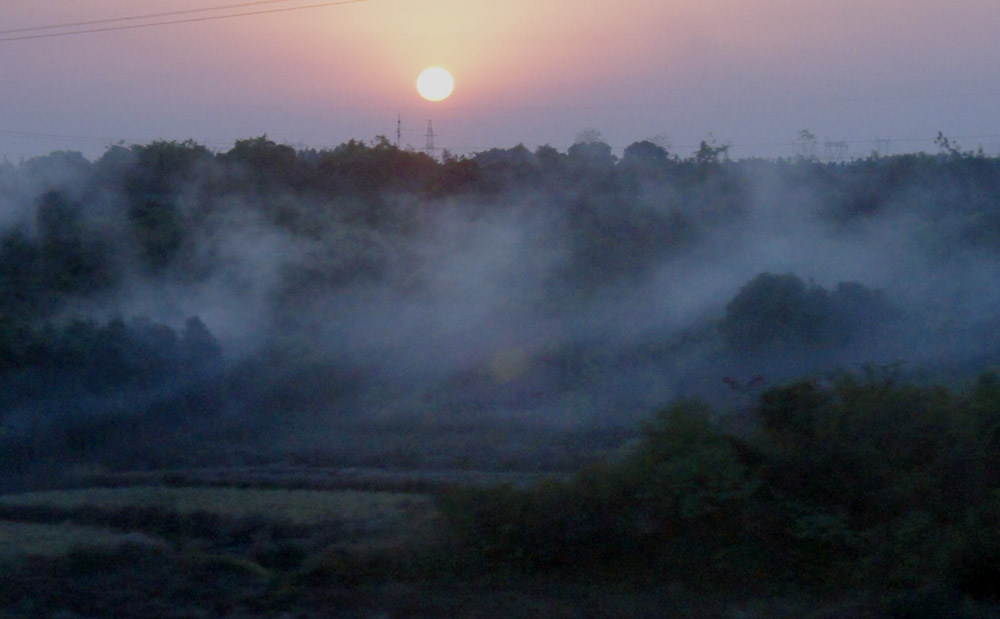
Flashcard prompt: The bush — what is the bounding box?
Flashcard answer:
[720,272,896,355]
[437,371,1000,594]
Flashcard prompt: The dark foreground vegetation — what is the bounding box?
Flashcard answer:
[2,135,1000,614]
[439,370,1000,606]
[2,370,1000,616]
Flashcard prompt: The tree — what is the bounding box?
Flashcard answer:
[219,135,302,191]
[534,144,565,173]
[122,140,211,271]
[628,400,757,524]
[720,272,830,353]
[622,140,669,166]
[315,136,438,196]
[719,273,896,355]
[0,228,44,320]
[567,140,616,168]
[128,196,185,271]
[795,129,818,161]
[694,139,728,166]
[573,127,604,144]
[181,316,222,368]
[934,131,963,158]
[124,140,213,198]
[36,190,111,295]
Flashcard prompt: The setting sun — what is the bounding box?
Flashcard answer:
[416,67,454,102]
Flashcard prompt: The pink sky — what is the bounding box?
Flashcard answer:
[1,0,999,159]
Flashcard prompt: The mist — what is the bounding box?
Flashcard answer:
[2,136,999,479]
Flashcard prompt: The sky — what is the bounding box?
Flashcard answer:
[1,0,999,161]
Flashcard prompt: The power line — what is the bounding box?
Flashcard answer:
[0,129,235,153]
[0,0,369,42]
[0,1,305,35]
[0,129,122,143]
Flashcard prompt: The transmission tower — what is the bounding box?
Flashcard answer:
[396,114,401,148]
[824,139,849,162]
[424,119,436,157]
[874,136,892,156]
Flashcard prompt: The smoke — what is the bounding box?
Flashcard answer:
[3,144,1000,447]
[319,203,565,377]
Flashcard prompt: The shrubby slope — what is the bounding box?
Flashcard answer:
[1,136,1000,480]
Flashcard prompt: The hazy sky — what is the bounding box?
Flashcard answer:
[2,0,999,160]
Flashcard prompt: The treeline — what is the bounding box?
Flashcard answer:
[0,316,220,384]
[2,135,1000,483]
[0,313,360,483]
[3,134,999,327]
[438,369,1000,600]
[0,316,226,479]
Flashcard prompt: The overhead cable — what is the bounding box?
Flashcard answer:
[0,0,369,42]
[0,1,308,35]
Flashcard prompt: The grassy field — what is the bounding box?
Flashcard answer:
[0,521,162,561]
[1,482,995,617]
[0,486,432,527]
[0,482,448,615]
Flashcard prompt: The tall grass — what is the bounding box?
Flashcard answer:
[0,486,431,526]
[0,521,161,561]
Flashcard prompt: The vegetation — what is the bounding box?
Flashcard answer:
[0,521,161,561]
[1,372,999,615]
[2,135,1000,614]
[0,486,430,526]
[437,370,1000,605]
[0,483,443,616]
[720,273,899,355]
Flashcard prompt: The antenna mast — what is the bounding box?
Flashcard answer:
[424,119,436,157]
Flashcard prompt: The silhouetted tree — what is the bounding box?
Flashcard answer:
[720,273,830,353]
[693,139,728,166]
[622,140,669,165]
[36,190,111,294]
[0,229,44,320]
[122,140,211,271]
[182,316,223,367]
[567,140,616,168]
[219,135,303,191]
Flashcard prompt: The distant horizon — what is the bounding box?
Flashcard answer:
[3,123,997,164]
[3,1,998,163]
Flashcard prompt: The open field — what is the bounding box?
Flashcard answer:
[0,481,448,615]
[1,475,998,617]
[0,486,432,527]
[0,521,162,561]
[73,463,565,492]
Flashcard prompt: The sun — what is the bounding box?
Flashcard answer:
[416,67,454,102]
